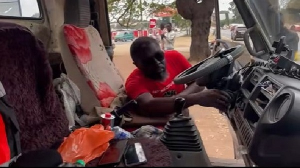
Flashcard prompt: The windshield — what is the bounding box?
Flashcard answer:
[246,0,300,61]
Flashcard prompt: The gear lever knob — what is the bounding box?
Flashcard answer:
[174,97,186,117]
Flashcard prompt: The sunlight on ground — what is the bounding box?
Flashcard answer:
[113,35,234,159]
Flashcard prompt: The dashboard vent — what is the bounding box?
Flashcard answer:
[233,108,254,148]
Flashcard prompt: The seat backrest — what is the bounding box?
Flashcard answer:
[0,22,69,153]
[59,24,125,114]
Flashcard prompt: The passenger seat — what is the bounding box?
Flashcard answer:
[58,0,126,124]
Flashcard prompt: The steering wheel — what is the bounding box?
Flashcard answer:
[174,45,244,84]
[210,39,231,55]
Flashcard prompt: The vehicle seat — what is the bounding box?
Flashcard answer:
[58,0,126,120]
[0,22,69,153]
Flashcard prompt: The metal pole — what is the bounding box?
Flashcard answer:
[214,0,221,39]
[17,0,22,17]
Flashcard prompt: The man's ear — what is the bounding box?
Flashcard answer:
[133,62,140,68]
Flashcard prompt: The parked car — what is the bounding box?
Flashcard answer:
[229,23,240,31]
[231,25,247,41]
[114,31,134,42]
[290,25,300,32]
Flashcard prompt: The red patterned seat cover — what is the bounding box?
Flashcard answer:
[63,25,125,109]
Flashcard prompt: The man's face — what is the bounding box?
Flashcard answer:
[135,43,167,81]
[166,24,172,32]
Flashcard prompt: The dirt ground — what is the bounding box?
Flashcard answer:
[113,36,234,159]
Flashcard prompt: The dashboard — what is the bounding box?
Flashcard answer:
[228,65,300,167]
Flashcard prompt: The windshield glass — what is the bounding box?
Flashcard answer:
[246,0,300,61]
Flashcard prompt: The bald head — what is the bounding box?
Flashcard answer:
[130,36,160,62]
[129,36,167,81]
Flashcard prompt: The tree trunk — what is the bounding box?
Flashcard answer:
[190,15,212,61]
[176,0,215,62]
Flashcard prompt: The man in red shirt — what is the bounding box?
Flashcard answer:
[125,37,229,117]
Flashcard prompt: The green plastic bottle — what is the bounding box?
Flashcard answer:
[74,160,85,167]
[58,160,85,167]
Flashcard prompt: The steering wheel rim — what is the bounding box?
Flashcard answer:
[174,45,244,84]
[211,39,231,56]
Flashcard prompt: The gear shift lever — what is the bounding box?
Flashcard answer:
[160,97,211,167]
[174,97,186,117]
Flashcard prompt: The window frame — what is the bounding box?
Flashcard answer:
[0,0,43,20]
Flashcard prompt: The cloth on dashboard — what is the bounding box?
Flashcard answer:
[131,125,163,140]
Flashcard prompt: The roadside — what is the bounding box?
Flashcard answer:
[113,35,249,159]
[114,31,187,45]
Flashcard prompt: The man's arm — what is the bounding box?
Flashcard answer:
[178,76,212,96]
[177,82,205,96]
[126,77,197,117]
[136,89,230,117]
[126,76,229,117]
[136,92,201,117]
[125,73,200,117]
[171,51,204,96]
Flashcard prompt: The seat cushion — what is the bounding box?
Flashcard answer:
[63,24,125,109]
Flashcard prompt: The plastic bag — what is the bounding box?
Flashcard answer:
[57,124,114,163]
[112,126,133,140]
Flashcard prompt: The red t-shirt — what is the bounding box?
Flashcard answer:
[125,50,192,99]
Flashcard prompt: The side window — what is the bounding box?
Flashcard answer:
[0,0,41,19]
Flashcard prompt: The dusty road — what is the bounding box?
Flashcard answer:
[113,36,235,159]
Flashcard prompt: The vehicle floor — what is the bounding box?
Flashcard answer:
[112,36,247,160]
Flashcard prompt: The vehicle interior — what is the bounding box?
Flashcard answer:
[1,0,300,167]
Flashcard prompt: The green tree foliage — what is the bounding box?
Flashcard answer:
[281,0,300,24]
[228,1,243,23]
[286,0,300,9]
[108,0,140,28]
[108,0,216,61]
[108,0,181,28]
[172,13,191,29]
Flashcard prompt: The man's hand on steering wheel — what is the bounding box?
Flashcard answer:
[173,45,245,112]
[196,89,230,112]
[174,45,244,85]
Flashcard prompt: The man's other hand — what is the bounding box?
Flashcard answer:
[196,89,230,112]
